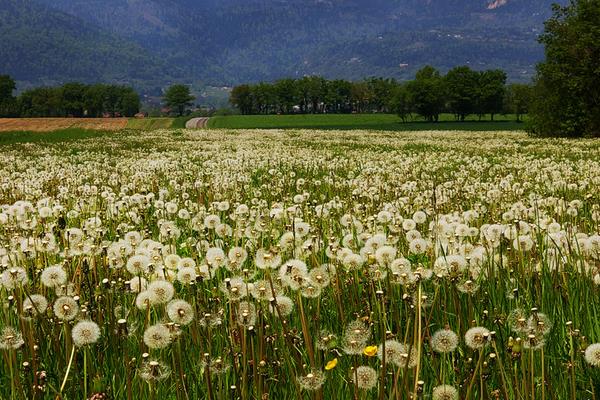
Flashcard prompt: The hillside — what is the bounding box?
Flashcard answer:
[0,0,177,93]
[2,0,567,91]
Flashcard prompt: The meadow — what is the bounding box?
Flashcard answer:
[0,129,600,400]
[207,114,526,131]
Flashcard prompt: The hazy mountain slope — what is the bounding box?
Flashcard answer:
[0,0,177,91]
[3,0,567,89]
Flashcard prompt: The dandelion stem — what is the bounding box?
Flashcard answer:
[413,281,423,397]
[84,348,88,400]
[60,345,76,394]
[465,349,483,400]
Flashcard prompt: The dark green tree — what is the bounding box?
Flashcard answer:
[230,85,254,115]
[19,87,63,117]
[529,0,600,137]
[505,84,533,122]
[350,82,374,114]
[407,66,446,122]
[326,80,352,113]
[274,79,298,114]
[253,83,277,114]
[445,66,479,121]
[164,84,195,116]
[389,84,412,122]
[118,87,141,117]
[84,84,108,117]
[61,82,86,117]
[0,75,18,117]
[477,69,507,121]
[366,78,397,113]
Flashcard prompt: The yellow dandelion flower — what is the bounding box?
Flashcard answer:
[363,345,378,357]
[325,358,338,370]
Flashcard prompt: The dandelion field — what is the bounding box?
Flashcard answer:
[1,129,600,400]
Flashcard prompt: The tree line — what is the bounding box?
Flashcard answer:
[0,77,140,118]
[229,66,532,122]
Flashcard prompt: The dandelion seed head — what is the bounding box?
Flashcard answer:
[147,280,174,304]
[72,320,101,347]
[53,296,79,321]
[167,299,194,325]
[220,276,248,300]
[351,366,377,390]
[143,324,172,349]
[135,290,156,310]
[297,370,325,391]
[126,254,151,275]
[585,343,600,367]
[237,301,257,326]
[129,277,148,293]
[465,327,490,350]
[431,329,459,353]
[1,267,28,290]
[139,360,171,382]
[41,265,67,288]
[176,267,197,285]
[508,308,529,334]
[432,384,459,400]
[527,313,552,336]
[0,327,24,350]
[22,294,48,317]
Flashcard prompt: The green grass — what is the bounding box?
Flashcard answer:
[126,118,175,130]
[0,128,108,145]
[208,113,527,131]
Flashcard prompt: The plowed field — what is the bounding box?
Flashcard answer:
[0,118,128,132]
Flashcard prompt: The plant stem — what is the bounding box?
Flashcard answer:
[60,345,76,394]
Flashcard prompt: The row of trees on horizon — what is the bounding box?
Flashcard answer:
[0,79,141,118]
[230,66,532,122]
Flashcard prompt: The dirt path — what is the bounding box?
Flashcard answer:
[185,117,210,129]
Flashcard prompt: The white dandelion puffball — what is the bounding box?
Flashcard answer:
[585,343,600,367]
[143,324,172,349]
[72,320,101,347]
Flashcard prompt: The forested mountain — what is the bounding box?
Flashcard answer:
[0,0,177,93]
[1,0,567,92]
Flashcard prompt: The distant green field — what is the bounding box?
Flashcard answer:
[126,118,176,130]
[208,113,527,131]
[0,128,108,145]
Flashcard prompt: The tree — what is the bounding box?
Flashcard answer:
[505,84,533,122]
[350,82,374,113]
[477,69,507,121]
[326,80,352,113]
[164,84,195,116]
[253,83,277,114]
[305,76,327,113]
[230,85,253,115]
[389,84,412,122]
[274,79,298,114]
[0,75,17,117]
[407,66,446,122]
[61,82,86,117]
[445,66,479,121]
[366,78,397,113]
[84,84,108,117]
[18,87,63,117]
[118,87,141,117]
[529,0,600,137]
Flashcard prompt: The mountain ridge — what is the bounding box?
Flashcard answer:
[1,0,567,93]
